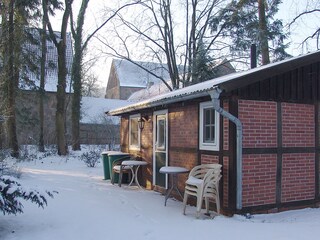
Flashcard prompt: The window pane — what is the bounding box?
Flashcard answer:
[205,109,211,124]
[210,125,215,142]
[203,108,215,143]
[157,118,166,150]
[130,118,139,146]
[210,108,215,125]
[204,126,211,141]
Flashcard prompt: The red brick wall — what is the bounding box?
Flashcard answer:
[281,153,315,202]
[223,156,229,208]
[239,100,316,209]
[140,112,154,189]
[120,117,129,152]
[169,104,199,189]
[282,103,315,147]
[201,154,219,164]
[242,154,277,207]
[239,100,277,148]
[223,100,229,151]
[239,100,278,207]
[169,104,198,148]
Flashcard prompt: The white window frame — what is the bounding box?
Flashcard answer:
[129,114,141,150]
[199,101,220,151]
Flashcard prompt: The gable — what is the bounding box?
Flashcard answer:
[112,59,170,88]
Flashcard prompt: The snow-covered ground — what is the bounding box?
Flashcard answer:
[1,148,320,240]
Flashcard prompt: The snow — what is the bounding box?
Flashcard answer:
[159,166,189,173]
[1,148,320,240]
[81,97,132,124]
[113,59,170,88]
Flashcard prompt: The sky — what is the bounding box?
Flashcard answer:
[49,0,319,88]
[0,146,320,240]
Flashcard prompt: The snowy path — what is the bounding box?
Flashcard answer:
[1,157,320,240]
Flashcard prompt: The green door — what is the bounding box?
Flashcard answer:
[153,110,168,188]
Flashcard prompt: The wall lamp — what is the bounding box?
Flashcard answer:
[138,115,150,130]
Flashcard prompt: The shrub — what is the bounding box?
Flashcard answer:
[0,175,56,215]
[80,149,101,167]
[0,149,56,215]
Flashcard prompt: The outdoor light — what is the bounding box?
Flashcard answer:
[138,115,149,130]
[138,117,145,130]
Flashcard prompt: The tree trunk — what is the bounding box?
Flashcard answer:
[71,43,82,151]
[258,0,270,65]
[71,0,89,151]
[38,0,48,152]
[45,0,73,156]
[56,41,68,155]
[6,0,19,157]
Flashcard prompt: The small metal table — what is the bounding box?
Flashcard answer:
[121,160,148,188]
[159,166,190,206]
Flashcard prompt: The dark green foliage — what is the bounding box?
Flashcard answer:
[192,40,216,84]
[0,148,56,215]
[211,0,290,65]
[0,175,56,215]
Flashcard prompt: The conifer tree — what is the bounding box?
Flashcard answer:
[211,0,290,66]
[0,0,42,157]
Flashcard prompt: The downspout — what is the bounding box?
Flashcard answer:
[208,87,243,210]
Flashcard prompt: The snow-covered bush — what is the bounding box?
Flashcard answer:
[0,149,56,215]
[80,149,101,168]
[0,175,55,215]
[19,145,38,162]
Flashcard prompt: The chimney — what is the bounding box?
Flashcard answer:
[250,44,257,69]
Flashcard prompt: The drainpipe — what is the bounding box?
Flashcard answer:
[208,87,243,210]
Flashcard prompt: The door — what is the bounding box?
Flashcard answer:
[153,110,168,188]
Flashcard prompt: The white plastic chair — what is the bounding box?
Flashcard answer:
[182,163,222,218]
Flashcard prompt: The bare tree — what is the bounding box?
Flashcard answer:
[69,0,140,151]
[45,0,73,155]
[289,0,320,50]
[96,0,228,90]
[38,0,63,152]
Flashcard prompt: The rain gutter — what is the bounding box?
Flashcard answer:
[208,87,243,210]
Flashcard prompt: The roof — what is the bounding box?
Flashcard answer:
[113,59,171,88]
[108,50,320,116]
[81,97,132,124]
[128,59,235,101]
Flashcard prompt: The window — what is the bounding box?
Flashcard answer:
[199,101,220,151]
[156,116,166,150]
[129,114,140,150]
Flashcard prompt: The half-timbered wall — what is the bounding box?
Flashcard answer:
[239,100,317,211]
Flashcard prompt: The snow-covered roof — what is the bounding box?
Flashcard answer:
[128,59,235,101]
[19,29,73,92]
[128,80,174,101]
[81,97,132,124]
[108,50,320,116]
[113,59,171,88]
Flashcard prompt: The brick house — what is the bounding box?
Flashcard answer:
[105,58,235,100]
[107,51,320,215]
[105,59,170,100]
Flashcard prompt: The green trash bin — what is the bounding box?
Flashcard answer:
[101,151,122,180]
[108,152,130,183]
